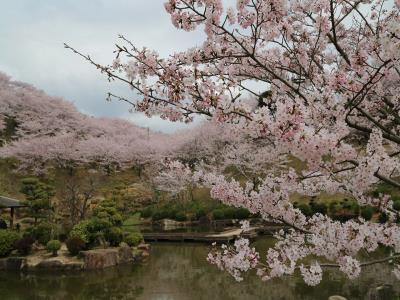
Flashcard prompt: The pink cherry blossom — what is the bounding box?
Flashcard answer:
[61,0,400,285]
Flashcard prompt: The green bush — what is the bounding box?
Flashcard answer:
[310,202,328,215]
[27,223,57,245]
[174,212,187,222]
[297,203,312,217]
[20,177,54,225]
[167,208,179,220]
[332,214,355,222]
[105,227,123,247]
[379,212,388,224]
[151,211,164,221]
[223,207,236,219]
[46,240,61,256]
[393,200,400,211]
[93,200,123,226]
[69,220,91,243]
[212,209,225,220]
[123,232,143,247]
[110,214,123,226]
[14,236,35,256]
[87,218,111,234]
[195,208,206,220]
[234,208,250,219]
[329,201,339,215]
[0,230,19,257]
[372,184,392,198]
[360,206,374,220]
[0,219,7,229]
[351,202,360,215]
[340,198,351,210]
[66,237,86,256]
[141,207,153,218]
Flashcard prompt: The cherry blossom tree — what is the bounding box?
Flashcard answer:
[0,73,172,174]
[66,0,400,285]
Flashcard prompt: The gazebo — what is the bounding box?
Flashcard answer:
[0,195,27,228]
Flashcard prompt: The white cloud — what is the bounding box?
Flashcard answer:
[0,0,205,132]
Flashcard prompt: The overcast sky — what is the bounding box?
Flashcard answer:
[0,1,206,132]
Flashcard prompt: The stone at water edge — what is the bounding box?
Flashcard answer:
[35,259,83,270]
[328,296,347,300]
[141,250,150,258]
[374,284,395,299]
[137,243,150,251]
[118,243,134,263]
[81,248,120,270]
[0,257,27,270]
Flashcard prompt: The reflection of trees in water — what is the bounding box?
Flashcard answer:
[139,244,400,300]
[0,268,144,300]
[294,259,400,300]
[0,243,398,300]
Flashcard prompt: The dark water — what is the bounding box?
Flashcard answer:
[0,240,399,300]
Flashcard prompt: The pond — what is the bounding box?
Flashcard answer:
[0,239,399,300]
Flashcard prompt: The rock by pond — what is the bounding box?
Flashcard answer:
[328,296,347,300]
[0,244,146,271]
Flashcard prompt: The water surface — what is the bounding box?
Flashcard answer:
[0,240,399,300]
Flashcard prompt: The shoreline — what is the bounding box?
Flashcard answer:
[0,243,150,272]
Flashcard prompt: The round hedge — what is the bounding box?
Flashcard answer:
[123,232,143,247]
[105,227,123,247]
[46,240,61,256]
[15,236,35,256]
[66,237,86,256]
[0,230,19,257]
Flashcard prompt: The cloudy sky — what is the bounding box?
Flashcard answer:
[0,1,206,132]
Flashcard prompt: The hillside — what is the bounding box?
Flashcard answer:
[0,72,152,141]
[0,72,178,173]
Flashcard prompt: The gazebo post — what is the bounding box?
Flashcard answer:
[0,196,26,229]
[10,207,14,228]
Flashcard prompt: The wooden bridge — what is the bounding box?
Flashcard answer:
[142,225,287,243]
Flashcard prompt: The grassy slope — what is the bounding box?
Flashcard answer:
[0,159,144,203]
[1,157,398,214]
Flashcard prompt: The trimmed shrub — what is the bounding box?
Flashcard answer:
[110,214,123,226]
[234,208,251,219]
[123,232,143,247]
[93,200,123,226]
[66,237,86,256]
[152,208,170,221]
[360,206,374,220]
[310,202,328,215]
[223,207,236,219]
[0,230,19,257]
[140,207,153,218]
[15,236,35,256]
[393,200,400,211]
[69,220,91,243]
[46,240,61,256]
[0,219,7,230]
[329,201,339,215]
[105,227,123,247]
[174,212,187,222]
[351,203,360,215]
[212,209,225,220]
[379,212,388,224]
[195,208,206,220]
[28,223,58,245]
[297,203,312,217]
[87,218,111,234]
[167,208,179,220]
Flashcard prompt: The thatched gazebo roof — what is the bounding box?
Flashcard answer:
[0,196,27,208]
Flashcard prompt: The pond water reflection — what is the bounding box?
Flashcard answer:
[0,239,398,300]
